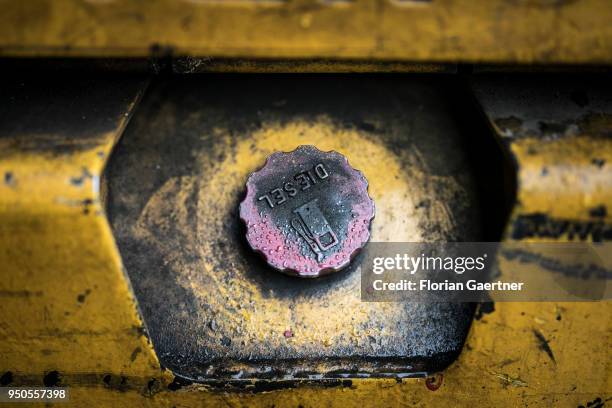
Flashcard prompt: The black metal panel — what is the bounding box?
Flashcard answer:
[106,75,481,381]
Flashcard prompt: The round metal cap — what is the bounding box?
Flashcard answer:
[239,145,375,278]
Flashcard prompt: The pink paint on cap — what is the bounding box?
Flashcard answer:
[239,145,375,278]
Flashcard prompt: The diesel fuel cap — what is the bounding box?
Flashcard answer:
[239,145,375,278]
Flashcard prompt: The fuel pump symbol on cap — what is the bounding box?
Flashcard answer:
[291,199,339,261]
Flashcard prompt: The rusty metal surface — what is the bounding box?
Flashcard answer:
[240,145,375,277]
[106,75,481,380]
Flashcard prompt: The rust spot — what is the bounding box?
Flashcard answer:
[425,373,443,391]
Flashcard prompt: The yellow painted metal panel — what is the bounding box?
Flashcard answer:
[0,75,610,406]
[0,0,611,63]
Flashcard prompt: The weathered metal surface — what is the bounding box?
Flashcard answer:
[0,76,166,388]
[0,57,456,74]
[172,58,456,74]
[0,72,610,407]
[471,75,612,241]
[106,75,480,380]
[1,0,611,64]
[240,145,375,277]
